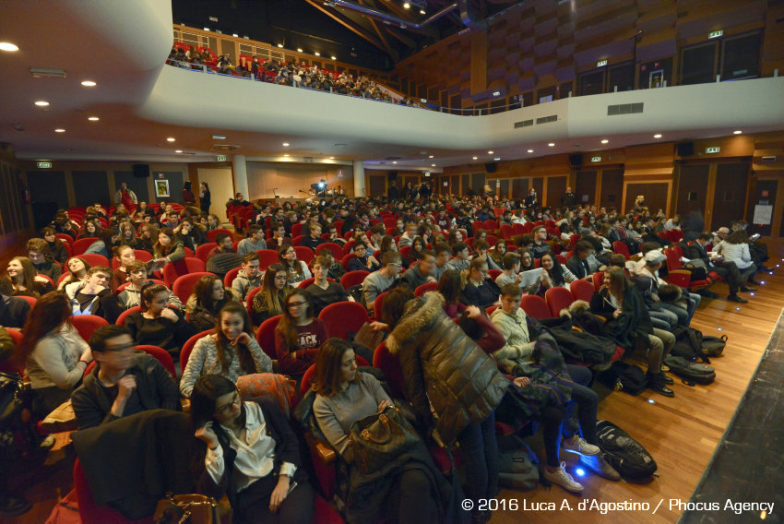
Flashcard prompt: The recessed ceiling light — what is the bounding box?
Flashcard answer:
[282,142,290,147]
[34,100,49,107]
[87,116,99,121]
[403,2,410,8]
[277,43,284,48]
[494,157,501,161]
[548,143,555,147]
[331,55,336,60]
[488,150,494,154]
[329,156,335,160]
[420,8,426,14]
[314,51,320,56]
[392,161,398,164]
[54,128,65,133]
[212,134,226,140]
[283,153,290,157]
[527,149,534,153]
[601,139,609,144]
[733,130,742,135]
[166,137,176,142]
[431,163,436,167]
[232,33,239,37]
[428,155,434,158]
[472,156,478,160]
[653,133,662,139]
[81,80,97,87]
[175,149,183,153]
[0,42,20,52]
[297,48,303,53]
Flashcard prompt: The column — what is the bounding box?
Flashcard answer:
[353,161,366,198]
[232,154,249,200]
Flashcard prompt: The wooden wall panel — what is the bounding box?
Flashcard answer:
[712,163,750,231]
[676,164,710,217]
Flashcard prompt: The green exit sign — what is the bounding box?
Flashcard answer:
[708,30,723,39]
[591,156,602,163]
[36,161,52,169]
[596,59,608,67]
[216,154,227,162]
[706,146,720,154]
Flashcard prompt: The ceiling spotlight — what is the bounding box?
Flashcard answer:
[472,156,478,160]
[175,149,183,153]
[0,42,20,52]
[428,155,434,158]
[212,134,226,140]
[81,80,97,87]
[314,51,320,56]
[232,33,239,37]
[34,100,50,107]
[403,2,411,9]
[548,143,555,147]
[297,48,303,52]
[653,133,662,139]
[282,142,290,147]
[329,156,335,160]
[87,116,99,121]
[283,153,290,157]
[733,130,742,135]
[494,157,501,161]
[488,150,494,154]
[392,161,398,164]
[166,137,176,142]
[331,55,336,60]
[431,163,436,167]
[527,149,534,153]
[54,128,66,133]
[601,139,609,144]
[420,8,426,14]
[277,43,284,48]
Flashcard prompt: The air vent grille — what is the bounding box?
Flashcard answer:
[536,115,558,124]
[514,119,534,128]
[607,103,644,115]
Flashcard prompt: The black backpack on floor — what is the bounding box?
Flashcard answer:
[595,420,657,479]
[670,326,710,362]
[597,361,648,395]
[663,355,716,385]
[701,334,727,357]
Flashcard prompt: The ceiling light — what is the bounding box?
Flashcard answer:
[166,137,176,142]
[601,139,609,144]
[733,130,742,135]
[548,143,555,147]
[232,33,239,37]
[428,155,434,158]
[297,48,303,52]
[81,80,97,87]
[87,116,99,121]
[653,133,662,139]
[527,149,534,153]
[277,43,284,48]
[488,150,494,154]
[403,2,411,9]
[282,142,290,147]
[175,149,183,153]
[472,156,478,160]
[314,51,320,56]
[0,42,19,52]
[283,153,290,157]
[420,8,426,14]
[34,100,49,107]
[331,55,336,60]
[392,161,398,164]
[431,163,436,167]
[329,156,335,160]
[494,157,501,161]
[54,128,65,133]
[212,134,226,140]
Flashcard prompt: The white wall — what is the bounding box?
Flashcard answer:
[197,167,234,221]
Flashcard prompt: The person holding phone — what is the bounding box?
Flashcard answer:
[191,374,314,523]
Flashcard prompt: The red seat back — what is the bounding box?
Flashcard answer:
[256,314,282,359]
[414,281,438,297]
[80,253,110,268]
[171,271,214,304]
[340,270,369,289]
[612,241,631,260]
[256,249,280,270]
[592,271,604,291]
[162,258,207,288]
[316,242,343,260]
[135,345,176,379]
[545,286,574,317]
[180,329,213,372]
[205,228,233,243]
[71,315,110,343]
[72,238,97,255]
[294,246,315,265]
[372,342,404,398]
[570,279,595,303]
[116,306,141,326]
[195,243,218,263]
[318,301,370,340]
[224,267,242,288]
[521,294,552,319]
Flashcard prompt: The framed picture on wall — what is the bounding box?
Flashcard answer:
[155,179,170,198]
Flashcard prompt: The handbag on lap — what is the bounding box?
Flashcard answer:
[348,405,421,474]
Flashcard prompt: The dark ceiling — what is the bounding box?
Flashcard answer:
[171,0,518,71]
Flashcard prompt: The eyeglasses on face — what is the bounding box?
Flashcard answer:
[215,392,240,414]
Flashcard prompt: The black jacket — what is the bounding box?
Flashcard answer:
[0,294,31,329]
[590,287,653,350]
[566,255,592,280]
[71,353,181,429]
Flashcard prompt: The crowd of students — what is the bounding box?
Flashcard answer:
[0,189,771,522]
[166,44,422,105]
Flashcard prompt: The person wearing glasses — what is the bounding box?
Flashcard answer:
[360,251,402,315]
[71,325,181,429]
[274,289,326,377]
[191,374,314,523]
[278,245,312,287]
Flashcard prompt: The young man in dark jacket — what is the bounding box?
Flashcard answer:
[71,325,180,429]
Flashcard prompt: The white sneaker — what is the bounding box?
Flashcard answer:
[562,435,600,456]
[543,462,584,494]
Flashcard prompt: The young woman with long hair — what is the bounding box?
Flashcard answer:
[277,245,311,286]
[437,268,466,319]
[125,283,194,354]
[19,292,92,417]
[274,289,326,377]
[0,257,53,297]
[186,274,240,332]
[58,257,91,290]
[180,303,272,397]
[152,227,185,265]
[190,375,314,523]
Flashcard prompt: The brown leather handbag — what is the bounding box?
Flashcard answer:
[153,494,218,524]
[348,406,421,474]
